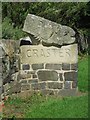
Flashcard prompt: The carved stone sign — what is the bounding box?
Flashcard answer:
[20,44,78,65]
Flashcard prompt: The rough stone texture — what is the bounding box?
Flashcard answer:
[21,84,30,91]
[47,82,63,89]
[64,72,77,81]
[40,89,54,95]
[62,63,70,70]
[71,63,78,70]
[21,80,27,84]
[0,65,2,73]
[20,43,78,64]
[59,73,63,81]
[7,83,21,94]
[28,79,38,84]
[32,64,44,70]
[22,64,30,70]
[31,82,46,90]
[0,58,2,64]
[45,64,61,70]
[64,81,71,89]
[72,81,77,88]
[32,74,37,78]
[37,70,58,81]
[58,88,77,96]
[23,14,75,46]
[20,73,31,79]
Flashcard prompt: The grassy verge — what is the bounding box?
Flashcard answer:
[78,55,89,92]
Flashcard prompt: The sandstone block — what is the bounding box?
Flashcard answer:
[37,70,58,81]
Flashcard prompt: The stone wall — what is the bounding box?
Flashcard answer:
[0,14,78,99]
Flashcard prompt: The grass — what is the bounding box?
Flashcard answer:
[3,55,89,118]
[78,55,89,92]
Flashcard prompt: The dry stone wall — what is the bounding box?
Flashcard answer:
[0,14,78,98]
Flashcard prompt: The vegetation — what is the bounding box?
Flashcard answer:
[3,55,88,118]
[2,2,90,54]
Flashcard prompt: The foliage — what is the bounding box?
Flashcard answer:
[2,17,27,40]
[2,2,90,54]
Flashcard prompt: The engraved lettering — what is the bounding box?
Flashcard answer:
[40,49,45,57]
[65,48,70,57]
[52,49,57,56]
[59,50,63,57]
[27,49,32,57]
[46,49,50,57]
[33,49,38,57]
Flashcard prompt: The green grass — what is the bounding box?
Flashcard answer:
[25,95,88,118]
[3,55,89,118]
[78,55,89,92]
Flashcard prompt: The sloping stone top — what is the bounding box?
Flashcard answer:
[23,14,76,46]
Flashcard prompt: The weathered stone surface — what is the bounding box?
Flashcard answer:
[20,80,27,84]
[64,72,77,81]
[32,64,44,70]
[47,82,63,89]
[37,70,58,81]
[31,82,46,90]
[21,84,30,91]
[7,83,21,94]
[0,58,2,64]
[32,74,37,78]
[59,73,63,81]
[0,65,2,73]
[72,81,77,88]
[64,81,71,89]
[71,63,78,70]
[28,79,38,84]
[22,64,30,70]
[58,88,77,96]
[20,44,78,64]
[40,89,54,95]
[20,73,31,79]
[45,64,61,70]
[62,63,70,70]
[23,14,75,46]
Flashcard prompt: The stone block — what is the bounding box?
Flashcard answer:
[71,63,78,70]
[32,64,44,70]
[64,72,77,81]
[59,73,63,81]
[21,84,30,91]
[33,74,37,78]
[64,81,71,89]
[0,58,2,64]
[31,83,39,90]
[31,82,46,90]
[7,83,21,94]
[37,70,58,81]
[28,79,38,84]
[23,14,75,46]
[0,65,2,73]
[47,82,63,89]
[58,88,77,96]
[22,64,30,70]
[72,81,77,88]
[21,80,27,84]
[45,64,61,70]
[62,63,70,70]
[20,73,31,79]
[40,89,54,95]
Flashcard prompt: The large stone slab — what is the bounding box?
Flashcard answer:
[23,14,75,46]
[20,44,78,65]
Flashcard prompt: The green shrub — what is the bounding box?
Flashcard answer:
[2,17,27,40]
